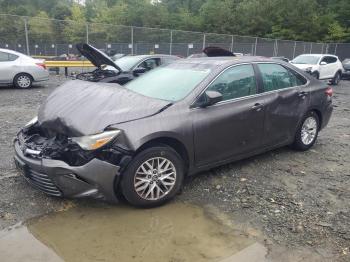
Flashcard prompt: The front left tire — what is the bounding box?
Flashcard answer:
[14,73,33,89]
[121,145,185,207]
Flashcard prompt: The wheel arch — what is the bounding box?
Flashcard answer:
[136,136,190,174]
[13,72,34,82]
[307,108,322,130]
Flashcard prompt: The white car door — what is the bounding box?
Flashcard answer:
[319,56,336,79]
[0,51,18,84]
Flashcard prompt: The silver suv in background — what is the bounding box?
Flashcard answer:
[0,48,49,89]
[291,54,344,85]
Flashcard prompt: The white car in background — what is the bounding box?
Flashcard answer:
[0,48,49,88]
[291,54,344,85]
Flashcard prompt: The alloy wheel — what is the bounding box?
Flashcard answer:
[134,157,176,201]
[301,116,318,145]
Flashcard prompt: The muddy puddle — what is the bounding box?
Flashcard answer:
[0,202,268,262]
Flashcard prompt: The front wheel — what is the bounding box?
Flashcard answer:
[292,111,319,151]
[121,146,184,207]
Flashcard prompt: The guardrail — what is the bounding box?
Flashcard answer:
[45,60,94,68]
[44,60,95,76]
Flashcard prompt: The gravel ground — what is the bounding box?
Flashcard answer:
[0,76,349,261]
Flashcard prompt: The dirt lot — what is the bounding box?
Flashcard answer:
[0,76,349,261]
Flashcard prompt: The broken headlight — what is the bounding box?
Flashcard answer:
[24,116,38,128]
[71,130,121,151]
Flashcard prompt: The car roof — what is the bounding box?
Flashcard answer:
[131,54,180,59]
[297,54,337,57]
[0,48,25,56]
[178,56,280,66]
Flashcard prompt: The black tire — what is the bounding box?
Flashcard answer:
[121,145,184,208]
[292,111,320,151]
[311,71,319,80]
[14,73,33,89]
[331,71,341,86]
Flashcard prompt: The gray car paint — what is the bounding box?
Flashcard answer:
[109,57,332,174]
[14,56,333,201]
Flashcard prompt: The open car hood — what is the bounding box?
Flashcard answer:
[37,80,171,137]
[203,46,235,57]
[76,43,122,71]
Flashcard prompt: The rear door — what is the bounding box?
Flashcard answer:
[255,63,310,147]
[192,64,266,166]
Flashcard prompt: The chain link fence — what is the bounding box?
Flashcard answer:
[1,14,349,60]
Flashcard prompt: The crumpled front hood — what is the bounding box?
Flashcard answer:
[38,80,171,137]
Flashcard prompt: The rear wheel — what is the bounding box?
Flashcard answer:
[292,111,319,151]
[311,71,319,79]
[331,71,341,85]
[121,146,184,207]
[14,73,33,89]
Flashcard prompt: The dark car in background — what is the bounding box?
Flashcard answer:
[187,46,236,58]
[342,59,350,79]
[75,43,180,84]
[14,56,333,207]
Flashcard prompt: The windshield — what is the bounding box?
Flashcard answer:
[292,55,320,65]
[115,56,142,71]
[125,63,213,102]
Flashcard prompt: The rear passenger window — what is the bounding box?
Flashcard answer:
[0,52,9,62]
[8,53,18,61]
[0,52,18,62]
[257,63,304,92]
[207,64,257,101]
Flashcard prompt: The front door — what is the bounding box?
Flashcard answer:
[319,56,337,79]
[192,64,265,167]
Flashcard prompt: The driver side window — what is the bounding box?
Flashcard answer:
[207,64,257,101]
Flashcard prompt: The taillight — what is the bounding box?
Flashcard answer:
[325,87,333,97]
[36,63,46,70]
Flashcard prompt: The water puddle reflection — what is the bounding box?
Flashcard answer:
[0,202,267,262]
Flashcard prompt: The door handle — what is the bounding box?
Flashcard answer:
[251,103,264,111]
[298,91,307,98]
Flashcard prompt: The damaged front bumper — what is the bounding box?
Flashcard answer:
[14,138,121,203]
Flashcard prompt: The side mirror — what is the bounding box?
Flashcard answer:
[195,91,223,108]
[133,67,147,75]
[320,61,327,65]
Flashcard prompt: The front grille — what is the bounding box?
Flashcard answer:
[24,168,62,197]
